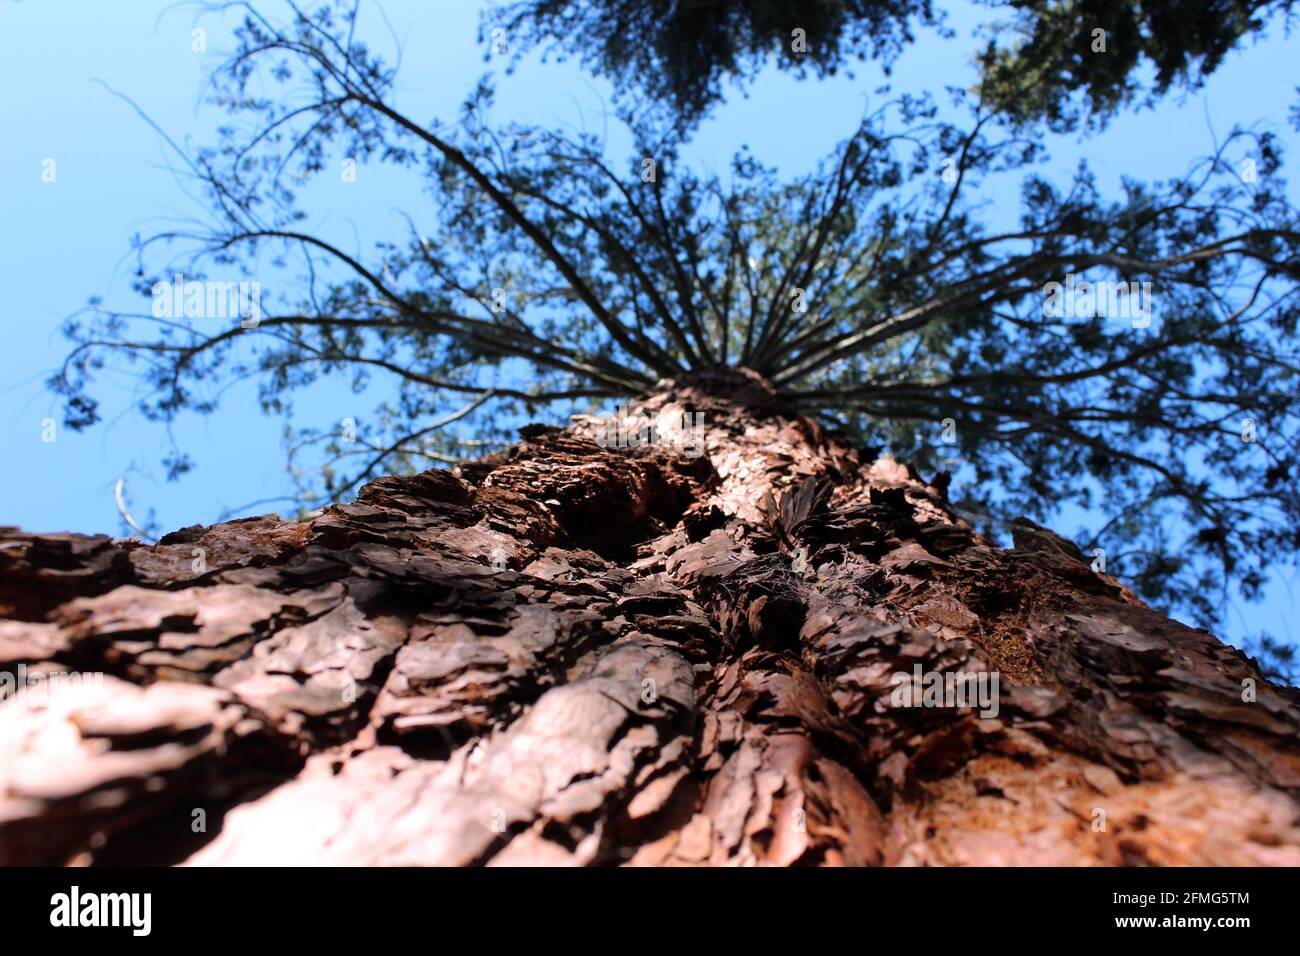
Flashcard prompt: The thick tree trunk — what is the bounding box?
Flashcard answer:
[2,369,1298,866]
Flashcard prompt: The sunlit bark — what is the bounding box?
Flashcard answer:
[3,370,1297,865]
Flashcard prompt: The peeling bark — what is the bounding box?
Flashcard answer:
[2,369,1298,866]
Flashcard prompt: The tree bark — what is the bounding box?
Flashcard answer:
[2,369,1298,866]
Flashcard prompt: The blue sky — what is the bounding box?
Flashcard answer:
[1,0,1297,653]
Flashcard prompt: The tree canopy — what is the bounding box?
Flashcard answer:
[485,0,1296,130]
[53,0,1300,676]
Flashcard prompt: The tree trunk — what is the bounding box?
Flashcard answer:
[2,369,1298,866]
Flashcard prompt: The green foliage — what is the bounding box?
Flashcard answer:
[487,0,1295,130]
[977,0,1297,131]
[486,0,933,127]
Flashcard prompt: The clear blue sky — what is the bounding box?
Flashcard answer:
[2,0,1297,654]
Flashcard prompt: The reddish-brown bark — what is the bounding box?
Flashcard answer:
[2,369,1298,865]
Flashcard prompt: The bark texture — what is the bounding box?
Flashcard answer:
[3,369,1298,866]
